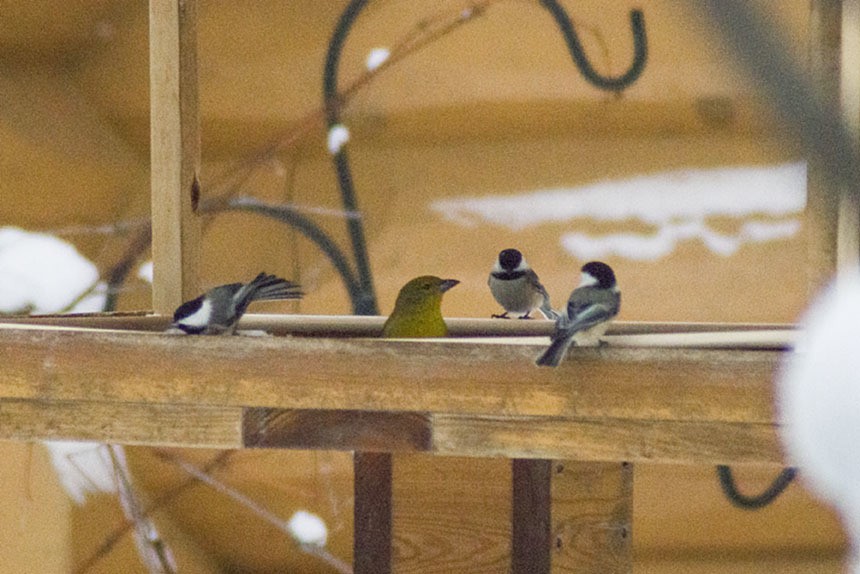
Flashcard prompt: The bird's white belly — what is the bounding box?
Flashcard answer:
[489,277,542,314]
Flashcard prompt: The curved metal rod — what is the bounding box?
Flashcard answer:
[322,2,647,316]
[716,465,797,510]
[539,2,647,92]
[323,0,378,316]
[201,197,367,314]
[100,198,366,314]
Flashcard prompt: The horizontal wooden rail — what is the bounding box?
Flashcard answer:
[0,322,787,463]
[0,313,796,342]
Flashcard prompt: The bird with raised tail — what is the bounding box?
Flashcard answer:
[535,261,620,367]
[171,272,302,335]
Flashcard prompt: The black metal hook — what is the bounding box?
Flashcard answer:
[539,1,647,92]
[324,0,377,316]
[322,1,648,315]
[716,465,797,510]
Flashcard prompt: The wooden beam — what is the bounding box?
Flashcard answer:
[0,399,241,447]
[149,0,201,313]
[512,459,552,573]
[431,415,781,465]
[0,326,784,460]
[354,452,392,574]
[0,328,778,422]
[243,408,431,451]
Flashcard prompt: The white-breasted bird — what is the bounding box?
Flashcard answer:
[535,261,620,367]
[488,248,554,319]
[171,272,302,335]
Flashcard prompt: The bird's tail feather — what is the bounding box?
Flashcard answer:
[535,334,573,367]
[238,273,302,312]
[250,273,303,301]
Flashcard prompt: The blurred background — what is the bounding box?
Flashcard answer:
[0,0,843,572]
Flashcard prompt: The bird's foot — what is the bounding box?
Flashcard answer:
[491,312,511,319]
[517,313,533,319]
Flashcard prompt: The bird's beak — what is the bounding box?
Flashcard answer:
[439,279,460,293]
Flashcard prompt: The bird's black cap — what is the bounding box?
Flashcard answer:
[581,261,617,288]
[498,248,523,271]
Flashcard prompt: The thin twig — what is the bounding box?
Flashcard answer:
[107,445,176,574]
[75,450,234,574]
[154,450,353,574]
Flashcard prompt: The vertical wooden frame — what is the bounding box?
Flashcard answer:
[841,0,860,275]
[809,0,860,284]
[149,0,201,313]
[807,0,843,292]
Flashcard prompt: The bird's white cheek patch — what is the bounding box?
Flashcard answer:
[579,272,598,287]
[180,299,212,328]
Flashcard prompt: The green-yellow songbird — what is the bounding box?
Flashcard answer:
[382,275,460,338]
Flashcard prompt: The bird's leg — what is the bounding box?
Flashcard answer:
[491,312,511,319]
[517,312,533,319]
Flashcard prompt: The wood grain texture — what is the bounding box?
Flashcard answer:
[392,455,511,573]
[0,328,778,422]
[512,459,552,573]
[0,327,784,459]
[242,409,431,451]
[431,415,782,465]
[0,398,241,447]
[355,451,392,574]
[149,0,201,312]
[551,461,633,573]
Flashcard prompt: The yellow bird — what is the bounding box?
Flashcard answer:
[382,275,460,338]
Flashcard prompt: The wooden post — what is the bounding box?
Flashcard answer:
[808,0,843,294]
[840,0,860,275]
[512,459,552,573]
[354,452,392,574]
[149,0,201,314]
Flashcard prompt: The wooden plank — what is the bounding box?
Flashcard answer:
[149,0,201,313]
[512,459,552,573]
[0,314,798,340]
[0,398,241,447]
[551,461,633,573]
[807,0,842,291]
[392,455,510,573]
[0,328,779,424]
[354,452,392,574]
[242,408,431,451]
[432,415,782,465]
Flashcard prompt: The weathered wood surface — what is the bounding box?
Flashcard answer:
[0,324,785,462]
[392,455,511,573]
[551,461,633,573]
[149,0,201,312]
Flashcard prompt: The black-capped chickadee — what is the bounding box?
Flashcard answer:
[535,261,620,367]
[171,272,302,335]
[488,248,555,319]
